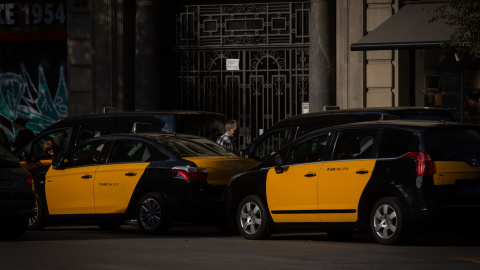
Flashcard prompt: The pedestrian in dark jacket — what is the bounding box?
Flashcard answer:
[11,117,35,153]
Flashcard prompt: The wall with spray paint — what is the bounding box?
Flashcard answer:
[0,41,68,143]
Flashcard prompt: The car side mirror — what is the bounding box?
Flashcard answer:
[274,154,284,174]
[52,157,65,170]
[17,151,27,161]
[274,155,283,166]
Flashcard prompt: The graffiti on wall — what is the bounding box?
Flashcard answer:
[0,63,68,141]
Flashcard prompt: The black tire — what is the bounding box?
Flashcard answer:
[370,197,407,245]
[326,230,355,241]
[236,195,271,240]
[136,193,170,234]
[28,196,47,231]
[96,218,124,231]
[0,218,29,240]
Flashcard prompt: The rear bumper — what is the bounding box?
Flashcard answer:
[0,199,36,219]
[407,204,480,231]
[166,185,227,222]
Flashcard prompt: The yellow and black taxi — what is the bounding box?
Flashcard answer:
[0,146,36,240]
[29,133,257,234]
[226,120,480,245]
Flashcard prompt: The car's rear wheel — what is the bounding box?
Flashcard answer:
[370,197,407,245]
[237,195,271,240]
[136,193,170,234]
[28,196,47,231]
[0,218,29,240]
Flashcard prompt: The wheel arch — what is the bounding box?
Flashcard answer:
[225,170,268,228]
[124,170,172,219]
[357,184,409,231]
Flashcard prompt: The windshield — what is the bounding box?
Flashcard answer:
[154,136,236,157]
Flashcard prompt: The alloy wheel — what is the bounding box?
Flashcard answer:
[139,198,162,230]
[239,201,262,235]
[373,204,398,240]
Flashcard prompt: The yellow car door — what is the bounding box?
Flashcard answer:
[266,163,322,222]
[93,139,151,213]
[318,160,375,222]
[45,165,98,214]
[45,139,106,215]
[317,129,378,222]
[266,132,330,223]
[94,162,148,213]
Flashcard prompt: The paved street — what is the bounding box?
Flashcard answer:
[1,224,479,270]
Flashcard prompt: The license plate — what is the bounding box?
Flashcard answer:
[459,184,480,196]
[0,179,16,190]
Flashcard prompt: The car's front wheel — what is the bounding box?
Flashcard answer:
[237,195,271,240]
[370,197,407,245]
[136,193,170,234]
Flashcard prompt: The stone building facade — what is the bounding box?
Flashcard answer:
[2,0,478,146]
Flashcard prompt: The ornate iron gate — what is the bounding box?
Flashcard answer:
[175,2,310,150]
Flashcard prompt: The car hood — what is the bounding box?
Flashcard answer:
[183,156,258,185]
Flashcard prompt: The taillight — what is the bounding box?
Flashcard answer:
[172,166,208,181]
[402,152,434,176]
[27,173,34,185]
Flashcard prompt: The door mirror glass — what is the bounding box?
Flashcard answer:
[52,157,64,170]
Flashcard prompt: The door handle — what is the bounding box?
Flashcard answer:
[81,175,93,179]
[356,170,369,174]
[125,172,137,176]
[304,173,317,177]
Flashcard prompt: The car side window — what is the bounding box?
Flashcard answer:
[284,133,330,165]
[27,128,70,161]
[378,129,419,158]
[107,139,151,163]
[66,141,105,167]
[332,130,378,160]
[77,125,109,146]
[252,129,290,160]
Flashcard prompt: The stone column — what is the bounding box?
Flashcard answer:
[135,0,164,111]
[309,0,336,112]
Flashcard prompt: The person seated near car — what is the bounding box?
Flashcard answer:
[43,138,59,159]
[30,138,59,166]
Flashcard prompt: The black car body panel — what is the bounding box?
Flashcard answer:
[245,107,455,161]
[0,146,36,240]
[0,148,36,219]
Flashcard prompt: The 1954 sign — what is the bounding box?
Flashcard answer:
[0,2,66,25]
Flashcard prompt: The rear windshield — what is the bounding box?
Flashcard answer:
[0,147,21,168]
[154,136,236,157]
[425,126,480,164]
